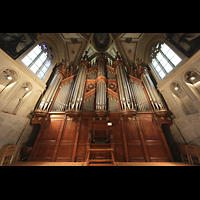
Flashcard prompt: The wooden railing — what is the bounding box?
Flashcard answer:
[86,129,115,166]
[176,143,200,165]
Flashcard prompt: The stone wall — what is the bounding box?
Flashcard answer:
[158,50,200,146]
[0,111,33,150]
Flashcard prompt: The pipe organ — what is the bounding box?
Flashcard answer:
[36,67,65,112]
[142,68,166,113]
[29,55,173,164]
[96,56,107,112]
[68,61,88,111]
[129,80,151,112]
[115,60,135,112]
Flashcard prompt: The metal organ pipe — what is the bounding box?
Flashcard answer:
[116,69,124,110]
[96,82,99,110]
[69,65,82,109]
[71,65,84,109]
[51,79,74,112]
[142,69,166,111]
[130,83,138,110]
[142,77,156,110]
[121,65,133,109]
[116,62,134,111]
[45,75,61,111]
[37,72,62,111]
[76,68,87,110]
[95,56,107,111]
[104,82,106,110]
[68,64,87,111]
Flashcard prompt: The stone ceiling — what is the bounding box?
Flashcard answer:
[59,33,143,67]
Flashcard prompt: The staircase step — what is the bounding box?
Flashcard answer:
[88,163,114,166]
[89,148,114,152]
[89,159,112,163]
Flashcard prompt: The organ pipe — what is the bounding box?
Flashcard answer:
[142,68,166,111]
[35,55,168,116]
[37,67,65,112]
[115,60,135,111]
[51,79,74,112]
[68,60,88,111]
[129,81,151,112]
[95,56,107,111]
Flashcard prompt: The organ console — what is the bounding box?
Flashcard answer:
[29,54,174,164]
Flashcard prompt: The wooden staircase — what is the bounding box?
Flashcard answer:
[85,129,115,166]
[86,148,115,166]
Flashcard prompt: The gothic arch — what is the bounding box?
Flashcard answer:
[137,33,186,64]
[183,68,200,99]
[170,81,198,115]
[2,82,32,114]
[36,33,66,64]
[0,68,18,99]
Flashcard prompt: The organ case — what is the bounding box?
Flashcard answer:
[28,56,173,163]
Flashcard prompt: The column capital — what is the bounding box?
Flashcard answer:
[96,76,107,84]
[113,59,125,71]
[78,59,90,72]
[55,66,66,80]
[97,56,106,63]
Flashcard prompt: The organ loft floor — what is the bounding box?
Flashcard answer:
[7,162,192,166]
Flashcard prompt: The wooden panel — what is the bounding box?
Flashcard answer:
[112,119,123,143]
[78,119,89,143]
[61,120,78,142]
[55,145,74,162]
[123,120,141,141]
[33,144,55,161]
[127,145,146,162]
[114,145,126,162]
[92,122,107,130]
[140,120,162,140]
[76,144,87,161]
[75,118,89,161]
[112,118,126,161]
[40,120,62,141]
[147,145,170,161]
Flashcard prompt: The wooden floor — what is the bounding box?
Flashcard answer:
[6,161,193,166]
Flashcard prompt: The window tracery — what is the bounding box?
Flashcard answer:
[150,42,182,80]
[21,43,53,80]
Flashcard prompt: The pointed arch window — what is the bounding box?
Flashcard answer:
[21,43,53,80]
[150,42,182,80]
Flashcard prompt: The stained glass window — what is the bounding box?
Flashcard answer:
[21,44,53,80]
[150,42,182,80]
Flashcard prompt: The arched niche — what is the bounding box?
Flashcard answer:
[170,82,198,115]
[183,70,200,99]
[0,69,18,97]
[3,82,32,114]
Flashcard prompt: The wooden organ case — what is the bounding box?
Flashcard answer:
[28,56,174,164]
